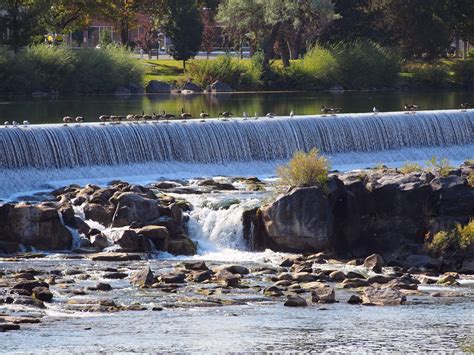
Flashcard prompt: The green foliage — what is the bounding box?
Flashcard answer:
[0,44,144,94]
[426,220,474,255]
[399,162,424,174]
[405,63,450,87]
[467,171,474,187]
[99,28,113,48]
[301,42,401,89]
[426,156,453,177]
[277,148,330,188]
[453,59,474,88]
[187,55,260,90]
[163,0,203,65]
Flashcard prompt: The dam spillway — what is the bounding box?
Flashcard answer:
[0,110,472,170]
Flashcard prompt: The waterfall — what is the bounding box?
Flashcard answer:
[0,110,472,169]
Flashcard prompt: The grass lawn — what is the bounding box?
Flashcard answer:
[142,59,187,85]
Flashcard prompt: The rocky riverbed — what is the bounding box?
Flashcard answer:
[0,164,473,351]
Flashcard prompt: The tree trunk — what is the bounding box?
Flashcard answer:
[278,35,290,68]
[463,38,468,59]
[262,25,280,69]
[183,60,186,70]
[120,19,129,45]
[455,34,460,58]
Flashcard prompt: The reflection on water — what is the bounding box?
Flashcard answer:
[1,91,474,124]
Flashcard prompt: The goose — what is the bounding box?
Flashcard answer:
[75,116,84,123]
[404,104,419,113]
[373,107,379,114]
[142,111,152,121]
[242,111,249,120]
[12,120,19,126]
[98,115,110,124]
[4,121,10,126]
[218,112,233,118]
[461,103,472,111]
[181,108,192,122]
[290,110,294,117]
[320,106,332,116]
[200,111,210,119]
[254,112,259,120]
[63,116,74,124]
[162,111,175,123]
[266,112,275,118]
[152,112,159,121]
[22,120,30,126]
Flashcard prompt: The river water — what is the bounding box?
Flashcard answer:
[1,90,474,124]
[0,91,473,352]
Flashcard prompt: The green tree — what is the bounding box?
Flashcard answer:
[162,0,203,69]
[0,0,50,51]
[445,0,474,58]
[217,0,334,68]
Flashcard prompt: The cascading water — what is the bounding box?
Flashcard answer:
[0,110,472,198]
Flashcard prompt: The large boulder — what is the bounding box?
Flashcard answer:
[111,192,161,227]
[130,266,155,287]
[135,225,169,251]
[181,81,202,92]
[83,203,114,226]
[209,80,234,93]
[260,186,333,252]
[145,80,171,93]
[111,229,151,252]
[167,235,197,256]
[364,254,385,273]
[362,286,406,306]
[0,203,72,250]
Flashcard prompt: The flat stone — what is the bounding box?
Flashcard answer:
[89,253,141,262]
[362,286,406,306]
[284,295,307,307]
[311,286,336,303]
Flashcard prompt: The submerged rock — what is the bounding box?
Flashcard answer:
[284,295,307,307]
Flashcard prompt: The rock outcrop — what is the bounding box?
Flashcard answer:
[245,163,474,258]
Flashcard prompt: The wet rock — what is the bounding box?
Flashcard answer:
[260,186,333,252]
[294,272,317,282]
[95,283,112,291]
[12,280,49,293]
[135,225,169,251]
[263,286,283,297]
[1,203,73,250]
[284,295,307,307]
[112,229,151,252]
[364,254,385,273]
[345,271,367,279]
[83,203,114,226]
[181,81,202,92]
[215,269,240,287]
[384,279,418,290]
[274,280,292,287]
[160,273,186,284]
[191,270,213,283]
[167,235,197,256]
[90,233,109,250]
[209,80,234,93]
[103,272,128,279]
[436,274,459,286]
[311,286,336,303]
[217,265,250,275]
[347,295,362,304]
[111,192,161,227]
[329,270,345,281]
[431,291,464,297]
[0,323,21,332]
[341,278,369,289]
[367,275,395,284]
[418,275,436,285]
[404,255,442,271]
[459,260,474,274]
[89,253,141,262]
[130,266,155,287]
[183,261,208,271]
[32,287,53,302]
[12,272,36,280]
[362,286,406,306]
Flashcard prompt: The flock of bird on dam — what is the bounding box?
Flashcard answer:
[2,103,472,128]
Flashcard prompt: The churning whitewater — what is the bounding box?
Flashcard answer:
[0,110,472,197]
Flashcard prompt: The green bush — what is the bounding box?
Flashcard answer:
[426,156,453,177]
[277,148,330,188]
[187,55,260,90]
[0,44,144,94]
[406,62,450,88]
[453,59,474,88]
[301,42,401,89]
[426,220,474,255]
[399,162,424,174]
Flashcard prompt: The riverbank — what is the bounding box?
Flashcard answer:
[0,164,472,350]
